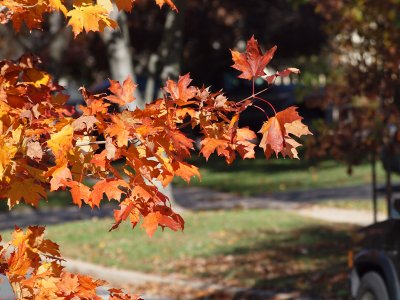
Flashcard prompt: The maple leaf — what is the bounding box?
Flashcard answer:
[90,150,108,169]
[72,115,99,131]
[110,201,137,231]
[65,181,91,207]
[164,73,197,105]
[105,115,130,147]
[259,106,312,159]
[113,0,134,12]
[49,164,72,191]
[155,0,177,11]
[5,178,46,208]
[56,273,79,296]
[235,127,257,159]
[49,0,68,15]
[106,76,137,106]
[26,140,43,161]
[67,4,118,37]
[0,137,17,179]
[265,67,301,85]
[231,35,277,80]
[22,68,50,87]
[47,124,74,163]
[90,179,129,207]
[142,211,182,237]
[200,137,229,161]
[172,161,200,183]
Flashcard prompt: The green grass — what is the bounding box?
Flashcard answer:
[0,209,355,298]
[39,210,317,272]
[173,155,393,196]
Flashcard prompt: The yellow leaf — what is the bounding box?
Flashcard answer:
[67,4,117,37]
[49,0,68,15]
[23,69,50,88]
[0,137,17,180]
[47,125,73,162]
[97,0,113,12]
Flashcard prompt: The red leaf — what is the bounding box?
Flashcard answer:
[231,35,277,80]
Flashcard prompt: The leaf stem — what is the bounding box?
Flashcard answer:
[251,104,269,119]
[254,96,277,115]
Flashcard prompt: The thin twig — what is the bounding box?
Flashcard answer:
[238,87,269,103]
[75,141,106,147]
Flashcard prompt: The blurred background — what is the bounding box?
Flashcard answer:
[1,0,400,299]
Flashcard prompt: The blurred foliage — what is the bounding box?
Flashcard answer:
[308,0,400,171]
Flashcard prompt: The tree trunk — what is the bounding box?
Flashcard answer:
[144,0,186,102]
[101,8,144,109]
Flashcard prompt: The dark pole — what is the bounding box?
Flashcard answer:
[387,168,392,218]
[372,151,377,223]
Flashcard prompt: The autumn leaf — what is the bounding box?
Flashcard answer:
[113,0,134,12]
[65,181,91,207]
[172,161,200,183]
[106,76,137,106]
[259,106,312,158]
[90,179,129,207]
[56,273,79,296]
[231,35,277,80]
[49,0,68,15]
[155,0,177,11]
[47,124,74,163]
[235,127,257,159]
[142,211,182,237]
[26,140,43,160]
[105,115,130,147]
[49,164,72,191]
[265,67,301,85]
[67,4,118,37]
[0,138,17,179]
[4,178,46,208]
[164,73,197,105]
[72,115,99,131]
[200,137,229,161]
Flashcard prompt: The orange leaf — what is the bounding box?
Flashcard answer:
[172,161,200,183]
[142,211,182,237]
[66,181,91,207]
[49,164,72,191]
[200,138,229,160]
[106,76,137,106]
[90,179,129,207]
[155,0,177,11]
[164,73,196,105]
[259,106,312,158]
[231,35,277,80]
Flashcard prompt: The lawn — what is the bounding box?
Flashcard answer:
[1,209,356,299]
[173,155,393,196]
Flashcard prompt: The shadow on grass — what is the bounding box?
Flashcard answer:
[186,225,354,300]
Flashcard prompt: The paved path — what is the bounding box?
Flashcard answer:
[173,186,385,226]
